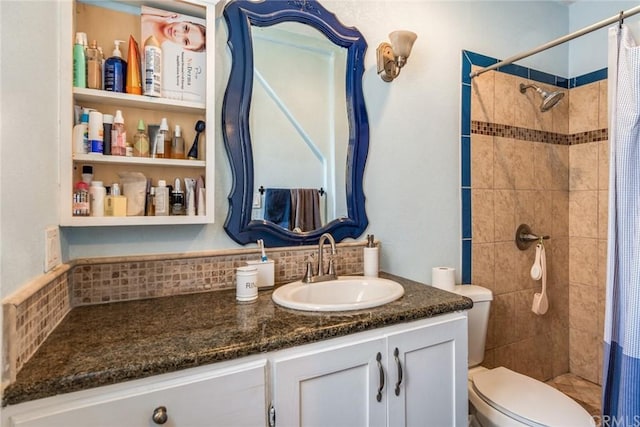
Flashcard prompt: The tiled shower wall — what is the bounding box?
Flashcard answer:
[468,63,607,384]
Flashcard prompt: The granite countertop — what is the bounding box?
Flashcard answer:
[3,273,472,406]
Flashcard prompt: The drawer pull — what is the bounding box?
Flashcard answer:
[152,406,168,424]
[394,347,403,396]
[376,352,384,402]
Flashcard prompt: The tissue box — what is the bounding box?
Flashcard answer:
[141,6,206,103]
[246,260,275,289]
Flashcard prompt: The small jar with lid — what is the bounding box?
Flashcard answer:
[236,266,258,302]
[89,181,106,217]
[72,181,90,216]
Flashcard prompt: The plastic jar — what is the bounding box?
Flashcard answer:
[89,180,106,217]
[72,181,90,216]
[236,266,258,302]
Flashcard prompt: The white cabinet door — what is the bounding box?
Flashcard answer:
[6,360,267,427]
[387,314,468,427]
[272,336,387,427]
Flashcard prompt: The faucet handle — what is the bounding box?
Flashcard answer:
[303,260,315,282]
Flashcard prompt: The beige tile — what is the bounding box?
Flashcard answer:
[569,328,600,384]
[515,80,539,129]
[472,243,495,289]
[494,72,517,126]
[552,190,570,239]
[494,190,516,242]
[598,239,608,291]
[570,83,600,134]
[471,134,494,189]
[598,80,608,130]
[515,244,538,291]
[570,142,598,190]
[598,140,609,190]
[488,292,516,348]
[569,237,598,287]
[550,144,570,191]
[547,237,570,288]
[569,283,599,333]
[533,143,553,190]
[533,190,553,241]
[598,190,609,240]
[514,141,535,190]
[552,87,570,135]
[551,326,570,377]
[515,190,536,229]
[471,68,495,123]
[472,189,494,243]
[514,289,546,342]
[494,137,516,189]
[569,190,598,238]
[494,242,517,295]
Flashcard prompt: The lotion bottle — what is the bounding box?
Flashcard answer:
[86,40,102,90]
[104,40,127,93]
[143,35,162,97]
[111,110,127,156]
[155,180,169,216]
[73,32,87,88]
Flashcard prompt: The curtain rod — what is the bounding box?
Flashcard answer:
[470,5,640,79]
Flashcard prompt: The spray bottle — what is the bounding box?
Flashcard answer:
[104,40,127,93]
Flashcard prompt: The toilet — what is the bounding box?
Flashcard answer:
[452,285,595,427]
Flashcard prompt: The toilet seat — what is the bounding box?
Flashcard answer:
[471,367,594,426]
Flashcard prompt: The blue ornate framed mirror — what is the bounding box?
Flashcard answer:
[222,0,369,247]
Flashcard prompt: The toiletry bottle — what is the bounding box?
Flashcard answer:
[143,35,162,97]
[104,40,127,93]
[363,234,379,277]
[102,114,113,155]
[171,178,185,215]
[154,180,169,216]
[81,165,93,184]
[111,110,127,156]
[73,32,87,88]
[125,36,142,95]
[88,111,104,154]
[86,40,102,90]
[104,183,127,216]
[146,187,156,216]
[89,180,106,217]
[72,109,90,154]
[133,119,150,157]
[154,118,169,158]
[171,125,185,159]
[72,181,90,216]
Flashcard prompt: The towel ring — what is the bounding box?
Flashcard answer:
[515,224,550,250]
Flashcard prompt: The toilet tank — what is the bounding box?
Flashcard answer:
[452,285,493,367]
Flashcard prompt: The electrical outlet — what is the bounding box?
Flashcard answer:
[44,226,61,272]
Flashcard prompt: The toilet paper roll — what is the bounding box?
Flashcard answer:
[431,267,456,291]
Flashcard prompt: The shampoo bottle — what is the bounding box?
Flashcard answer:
[86,40,102,90]
[104,40,127,93]
[72,109,90,154]
[73,32,87,88]
[171,125,185,159]
[125,36,142,95]
[88,111,104,154]
[143,35,162,97]
[111,110,127,156]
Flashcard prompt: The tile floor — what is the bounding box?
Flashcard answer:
[547,373,602,417]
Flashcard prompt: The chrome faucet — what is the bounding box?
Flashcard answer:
[302,233,338,283]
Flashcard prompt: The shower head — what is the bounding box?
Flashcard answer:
[519,83,565,112]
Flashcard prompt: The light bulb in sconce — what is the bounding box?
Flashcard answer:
[377,30,417,82]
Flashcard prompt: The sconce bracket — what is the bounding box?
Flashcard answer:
[377,42,396,82]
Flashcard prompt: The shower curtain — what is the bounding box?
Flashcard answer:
[602,24,640,421]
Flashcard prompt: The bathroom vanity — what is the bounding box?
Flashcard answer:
[2,273,472,427]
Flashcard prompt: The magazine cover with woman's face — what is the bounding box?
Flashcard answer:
[141,6,206,102]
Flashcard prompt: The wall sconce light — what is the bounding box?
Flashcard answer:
[377,30,417,82]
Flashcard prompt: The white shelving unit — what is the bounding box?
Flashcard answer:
[59,0,216,227]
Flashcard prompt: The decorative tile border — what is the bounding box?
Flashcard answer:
[2,241,369,385]
[471,121,608,145]
[460,49,608,284]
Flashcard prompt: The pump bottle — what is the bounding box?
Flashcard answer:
[104,40,127,93]
[111,110,127,156]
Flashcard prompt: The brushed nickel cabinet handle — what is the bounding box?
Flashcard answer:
[376,352,385,402]
[394,347,403,396]
[152,406,168,424]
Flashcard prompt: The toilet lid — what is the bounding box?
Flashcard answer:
[472,367,594,426]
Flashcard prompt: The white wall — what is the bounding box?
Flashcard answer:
[4,1,627,299]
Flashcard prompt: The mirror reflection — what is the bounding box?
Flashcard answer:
[222,0,369,246]
[250,23,349,232]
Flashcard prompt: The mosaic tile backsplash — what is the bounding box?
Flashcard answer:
[3,241,368,385]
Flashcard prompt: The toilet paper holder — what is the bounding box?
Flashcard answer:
[515,224,550,250]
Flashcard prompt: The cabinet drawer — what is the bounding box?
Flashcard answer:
[7,361,267,427]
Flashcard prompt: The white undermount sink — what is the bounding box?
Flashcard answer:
[272,276,405,312]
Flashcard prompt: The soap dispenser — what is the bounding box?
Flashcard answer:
[105,40,127,93]
[363,234,379,277]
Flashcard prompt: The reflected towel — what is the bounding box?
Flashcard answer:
[264,188,291,229]
[291,188,321,232]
